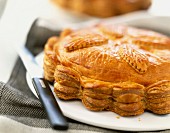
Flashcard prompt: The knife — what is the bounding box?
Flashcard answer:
[16,46,68,130]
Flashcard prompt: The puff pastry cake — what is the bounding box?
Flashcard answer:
[43,24,170,116]
[51,0,151,17]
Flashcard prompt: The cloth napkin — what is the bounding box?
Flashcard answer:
[0,18,169,133]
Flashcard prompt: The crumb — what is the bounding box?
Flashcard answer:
[138,118,141,121]
[116,116,120,119]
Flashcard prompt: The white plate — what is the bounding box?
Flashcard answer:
[26,52,170,131]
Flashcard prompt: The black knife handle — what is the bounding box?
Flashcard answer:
[32,78,68,130]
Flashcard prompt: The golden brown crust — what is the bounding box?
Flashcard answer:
[43,37,59,82]
[51,0,151,18]
[63,31,108,52]
[55,25,170,86]
[118,44,149,74]
[43,24,170,116]
[54,82,80,100]
[146,80,170,114]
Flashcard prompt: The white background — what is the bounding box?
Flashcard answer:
[0,0,170,82]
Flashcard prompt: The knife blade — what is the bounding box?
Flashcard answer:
[16,46,68,130]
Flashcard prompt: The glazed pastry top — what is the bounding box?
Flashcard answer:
[53,24,170,86]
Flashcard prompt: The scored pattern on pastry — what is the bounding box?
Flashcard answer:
[100,24,127,40]
[63,31,108,52]
[132,37,170,50]
[126,27,170,50]
[118,45,149,74]
[99,24,170,50]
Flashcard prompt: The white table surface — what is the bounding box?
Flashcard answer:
[0,0,170,83]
